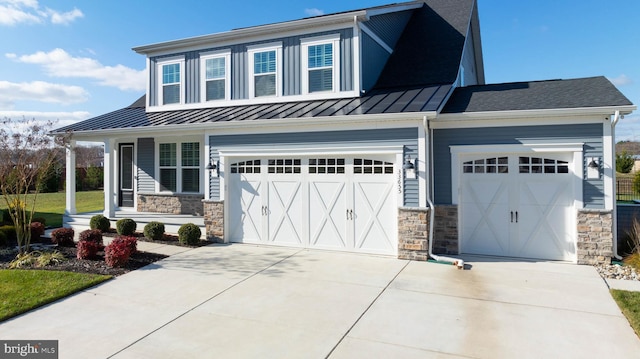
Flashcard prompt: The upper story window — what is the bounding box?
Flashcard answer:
[200,50,231,102]
[248,42,282,98]
[301,35,340,94]
[157,57,185,105]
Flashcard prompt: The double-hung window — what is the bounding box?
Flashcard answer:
[301,35,340,94]
[200,51,230,102]
[158,57,185,105]
[248,43,282,98]
[158,141,200,193]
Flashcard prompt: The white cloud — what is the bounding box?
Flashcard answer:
[616,114,640,142]
[0,0,83,26]
[609,74,633,87]
[304,8,324,17]
[0,110,90,128]
[0,80,89,108]
[9,48,146,91]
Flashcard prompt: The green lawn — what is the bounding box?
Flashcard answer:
[0,269,111,322]
[611,289,640,337]
[0,191,103,227]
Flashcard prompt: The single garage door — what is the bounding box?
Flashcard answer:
[460,153,576,261]
[227,156,398,255]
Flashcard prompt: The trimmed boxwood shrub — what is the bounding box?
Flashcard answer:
[105,240,132,267]
[77,240,101,260]
[0,225,17,241]
[116,218,137,236]
[112,235,137,254]
[78,229,103,245]
[178,223,201,245]
[143,221,165,241]
[51,227,75,246]
[30,222,45,239]
[0,231,7,247]
[89,214,111,232]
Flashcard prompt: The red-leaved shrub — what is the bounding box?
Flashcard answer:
[112,235,137,254]
[30,222,45,240]
[105,240,131,267]
[51,228,75,246]
[78,229,103,245]
[77,240,101,260]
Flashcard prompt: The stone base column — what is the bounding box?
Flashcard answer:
[203,200,224,243]
[577,209,613,265]
[398,207,430,261]
[433,205,458,255]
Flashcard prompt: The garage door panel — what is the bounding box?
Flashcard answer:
[353,180,396,253]
[308,180,348,249]
[462,203,511,256]
[229,175,263,243]
[268,179,304,245]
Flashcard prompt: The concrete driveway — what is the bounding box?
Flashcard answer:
[1,244,638,358]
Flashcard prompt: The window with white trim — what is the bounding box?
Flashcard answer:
[158,142,201,193]
[158,58,184,105]
[301,35,340,94]
[200,51,230,102]
[248,43,281,98]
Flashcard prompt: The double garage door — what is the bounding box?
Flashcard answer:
[460,152,576,261]
[227,155,398,255]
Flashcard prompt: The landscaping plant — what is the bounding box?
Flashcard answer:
[0,117,68,254]
[624,218,640,271]
[76,229,104,260]
[112,235,137,254]
[116,218,137,236]
[50,227,75,246]
[29,222,45,240]
[104,240,132,268]
[143,221,165,240]
[89,214,111,232]
[178,223,201,245]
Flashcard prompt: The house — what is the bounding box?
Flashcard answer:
[53,0,635,265]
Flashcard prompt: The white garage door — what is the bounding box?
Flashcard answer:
[460,153,576,261]
[228,156,397,255]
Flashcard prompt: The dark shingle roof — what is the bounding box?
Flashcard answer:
[374,0,475,89]
[52,85,451,133]
[441,77,633,113]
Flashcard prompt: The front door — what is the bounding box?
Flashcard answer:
[119,144,134,207]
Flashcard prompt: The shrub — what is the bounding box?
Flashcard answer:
[32,217,47,226]
[89,214,111,232]
[143,221,165,241]
[178,223,201,245]
[30,222,45,240]
[0,225,17,241]
[0,208,10,224]
[105,240,132,268]
[9,252,38,268]
[617,151,635,174]
[36,250,66,267]
[112,235,137,254]
[0,231,7,247]
[78,229,103,246]
[77,240,101,260]
[116,218,137,236]
[624,218,640,271]
[51,228,75,246]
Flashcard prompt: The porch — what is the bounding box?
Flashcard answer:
[63,210,206,239]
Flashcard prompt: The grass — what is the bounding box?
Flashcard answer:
[612,290,640,337]
[0,269,111,322]
[0,191,103,227]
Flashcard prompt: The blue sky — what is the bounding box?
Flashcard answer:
[1,0,639,140]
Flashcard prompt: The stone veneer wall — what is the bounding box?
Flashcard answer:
[137,193,204,215]
[398,207,430,261]
[203,200,224,243]
[433,205,458,255]
[577,209,613,265]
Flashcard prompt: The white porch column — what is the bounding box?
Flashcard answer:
[103,138,116,217]
[65,140,77,215]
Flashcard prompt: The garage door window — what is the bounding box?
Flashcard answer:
[354,158,394,174]
[230,160,261,174]
[463,157,508,174]
[519,156,569,174]
[309,158,345,174]
[268,159,301,174]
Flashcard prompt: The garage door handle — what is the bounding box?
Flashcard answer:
[515,211,518,223]
[510,211,513,223]
[346,209,353,220]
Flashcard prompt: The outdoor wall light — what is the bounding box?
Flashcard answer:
[587,157,599,179]
[403,155,417,179]
[206,160,219,177]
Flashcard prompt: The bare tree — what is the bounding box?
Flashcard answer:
[0,117,68,254]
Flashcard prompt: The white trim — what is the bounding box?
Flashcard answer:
[248,42,282,99]
[200,50,231,103]
[65,140,77,215]
[218,145,404,157]
[155,137,204,195]
[432,115,609,129]
[359,23,393,54]
[449,143,585,205]
[352,17,362,95]
[145,58,151,109]
[418,122,427,207]
[157,56,185,106]
[204,133,211,200]
[603,118,614,210]
[435,105,636,123]
[103,138,116,217]
[301,34,341,95]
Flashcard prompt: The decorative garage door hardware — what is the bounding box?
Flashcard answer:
[510,211,518,223]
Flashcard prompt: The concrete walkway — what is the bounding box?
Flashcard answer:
[1,246,638,358]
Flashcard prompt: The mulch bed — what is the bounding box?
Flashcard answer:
[102,230,211,248]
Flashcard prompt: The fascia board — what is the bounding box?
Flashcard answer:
[436,105,637,122]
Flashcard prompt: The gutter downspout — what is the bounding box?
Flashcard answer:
[423,116,464,269]
[612,110,623,260]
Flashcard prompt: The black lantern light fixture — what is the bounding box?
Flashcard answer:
[402,155,415,170]
[206,160,219,177]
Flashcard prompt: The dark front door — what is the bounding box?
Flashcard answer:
[119,144,134,207]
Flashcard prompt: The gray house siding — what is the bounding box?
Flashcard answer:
[433,124,604,208]
[150,28,354,104]
[209,127,419,206]
[361,32,390,92]
[363,10,413,49]
[137,138,155,193]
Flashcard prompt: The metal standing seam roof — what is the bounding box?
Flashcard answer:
[52,85,452,134]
